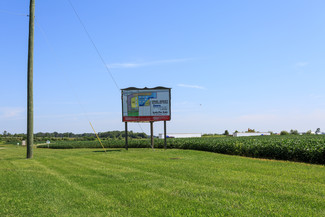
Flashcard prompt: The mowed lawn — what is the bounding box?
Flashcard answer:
[0,145,325,216]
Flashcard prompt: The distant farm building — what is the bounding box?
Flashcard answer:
[159,133,202,139]
[233,132,271,137]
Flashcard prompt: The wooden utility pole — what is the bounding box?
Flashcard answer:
[27,0,35,159]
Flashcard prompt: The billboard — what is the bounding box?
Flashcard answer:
[121,87,171,122]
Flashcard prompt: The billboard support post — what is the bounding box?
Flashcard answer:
[164,121,167,149]
[150,121,154,149]
[125,122,128,150]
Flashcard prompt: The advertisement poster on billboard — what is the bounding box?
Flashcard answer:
[121,87,171,122]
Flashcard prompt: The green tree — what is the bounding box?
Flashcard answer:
[280,131,289,135]
[290,129,299,135]
[223,130,229,136]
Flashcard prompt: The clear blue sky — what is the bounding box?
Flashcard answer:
[1,0,325,135]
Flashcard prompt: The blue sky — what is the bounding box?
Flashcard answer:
[1,0,325,135]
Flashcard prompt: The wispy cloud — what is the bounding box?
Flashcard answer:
[0,107,25,119]
[237,114,278,122]
[309,94,323,100]
[37,101,83,106]
[296,62,309,67]
[108,58,192,69]
[177,84,206,90]
[36,112,113,119]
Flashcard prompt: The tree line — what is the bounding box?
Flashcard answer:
[0,130,148,142]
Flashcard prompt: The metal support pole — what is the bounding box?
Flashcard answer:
[164,121,167,150]
[125,122,128,150]
[150,121,154,149]
[27,0,35,159]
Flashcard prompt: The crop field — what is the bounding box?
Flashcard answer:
[38,135,325,164]
[1,144,325,216]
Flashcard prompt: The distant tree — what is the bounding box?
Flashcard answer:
[234,130,239,133]
[3,131,7,136]
[315,128,321,135]
[137,133,147,138]
[306,130,312,135]
[84,136,95,141]
[290,129,299,135]
[223,130,229,136]
[280,131,289,135]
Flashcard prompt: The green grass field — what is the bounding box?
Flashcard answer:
[1,144,325,216]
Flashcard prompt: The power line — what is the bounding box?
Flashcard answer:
[66,1,148,136]
[36,17,147,136]
[66,0,120,91]
[36,18,109,150]
[0,9,28,17]
[137,123,146,134]
[35,19,96,124]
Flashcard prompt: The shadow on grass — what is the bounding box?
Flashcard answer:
[93,150,122,153]
[1,156,32,161]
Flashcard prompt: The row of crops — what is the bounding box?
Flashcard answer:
[38,135,325,164]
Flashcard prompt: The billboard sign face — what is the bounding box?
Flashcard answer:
[122,87,171,122]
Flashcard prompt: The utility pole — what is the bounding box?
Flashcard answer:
[27,0,35,159]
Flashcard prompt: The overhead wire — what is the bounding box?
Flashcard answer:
[35,18,107,152]
[0,9,28,17]
[35,18,89,116]
[66,0,120,91]
[66,0,148,136]
[137,123,145,134]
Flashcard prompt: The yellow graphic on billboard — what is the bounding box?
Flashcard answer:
[131,96,138,108]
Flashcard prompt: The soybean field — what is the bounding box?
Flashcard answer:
[38,135,325,164]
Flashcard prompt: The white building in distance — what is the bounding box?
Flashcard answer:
[233,132,271,137]
[159,133,202,139]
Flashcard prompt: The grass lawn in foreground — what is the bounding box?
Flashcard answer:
[0,145,325,216]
